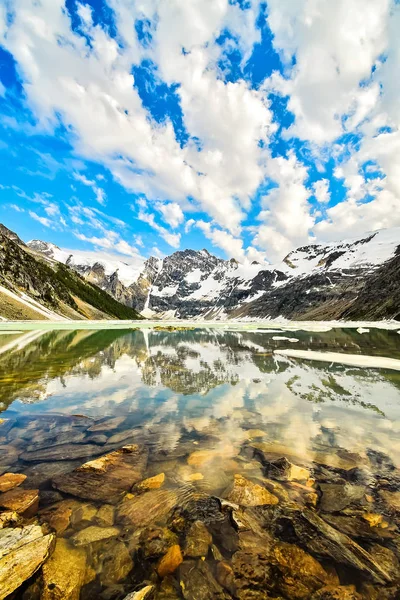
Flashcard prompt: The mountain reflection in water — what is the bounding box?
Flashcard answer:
[0,327,399,599]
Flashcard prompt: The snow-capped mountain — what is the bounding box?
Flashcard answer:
[28,227,400,321]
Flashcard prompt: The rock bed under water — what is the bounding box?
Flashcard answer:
[0,413,399,600]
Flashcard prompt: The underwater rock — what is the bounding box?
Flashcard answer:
[25,430,86,452]
[39,490,65,507]
[319,483,365,512]
[184,520,212,557]
[279,507,394,584]
[85,434,108,445]
[70,502,98,527]
[52,445,148,504]
[135,472,165,492]
[72,526,120,546]
[0,510,20,529]
[366,544,399,581]
[321,513,394,543]
[20,461,82,489]
[118,489,178,528]
[264,457,310,482]
[230,547,272,597]
[0,472,26,492]
[187,445,239,468]
[223,474,279,507]
[95,504,115,527]
[106,430,136,445]
[157,544,183,577]
[39,499,80,535]
[21,444,104,462]
[310,585,362,599]
[379,490,400,512]
[0,487,39,516]
[271,542,338,599]
[0,528,55,598]
[215,560,235,595]
[88,417,126,432]
[0,523,44,558]
[41,538,87,600]
[140,525,178,559]
[123,586,154,600]
[179,559,230,599]
[0,445,20,466]
[98,539,134,586]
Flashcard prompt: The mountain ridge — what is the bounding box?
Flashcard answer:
[26,226,400,321]
[0,226,144,321]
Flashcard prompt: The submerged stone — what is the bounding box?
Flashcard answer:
[98,539,134,586]
[21,444,104,462]
[0,510,20,529]
[140,525,178,559]
[0,529,55,598]
[118,489,177,527]
[85,434,108,445]
[88,417,126,432]
[223,474,279,507]
[157,544,183,577]
[52,445,148,504]
[184,520,212,557]
[39,499,80,535]
[281,507,394,584]
[41,538,87,600]
[95,504,115,527]
[264,457,310,482]
[0,472,26,492]
[379,490,400,512]
[135,472,165,492]
[70,502,98,527]
[0,523,44,559]
[72,526,120,546]
[271,542,338,599]
[310,585,362,599]
[0,487,39,516]
[319,483,365,512]
[123,586,154,600]
[179,559,231,599]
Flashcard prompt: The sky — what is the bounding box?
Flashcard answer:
[0,0,399,270]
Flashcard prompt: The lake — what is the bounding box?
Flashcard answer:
[0,325,399,599]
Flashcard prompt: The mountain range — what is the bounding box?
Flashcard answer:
[25,225,400,321]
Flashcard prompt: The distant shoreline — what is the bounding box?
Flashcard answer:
[0,319,399,332]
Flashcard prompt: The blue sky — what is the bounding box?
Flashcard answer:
[0,0,399,267]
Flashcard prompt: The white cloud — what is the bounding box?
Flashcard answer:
[2,0,400,257]
[137,206,181,248]
[252,151,314,261]
[156,202,184,229]
[28,210,53,228]
[0,0,275,242]
[266,0,390,144]
[197,220,265,263]
[73,172,106,205]
[9,203,24,212]
[313,179,330,204]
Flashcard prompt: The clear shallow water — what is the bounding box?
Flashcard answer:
[0,327,399,599]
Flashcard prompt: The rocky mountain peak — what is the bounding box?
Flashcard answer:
[0,223,26,246]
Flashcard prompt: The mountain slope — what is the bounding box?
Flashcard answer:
[28,226,400,321]
[0,227,144,321]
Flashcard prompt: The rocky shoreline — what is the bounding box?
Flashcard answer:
[0,412,399,600]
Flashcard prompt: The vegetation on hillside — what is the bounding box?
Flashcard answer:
[0,231,143,320]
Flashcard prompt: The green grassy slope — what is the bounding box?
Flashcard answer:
[0,230,143,320]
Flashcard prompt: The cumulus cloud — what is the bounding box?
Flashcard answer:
[313,179,330,204]
[156,202,184,229]
[1,0,400,260]
[28,210,53,228]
